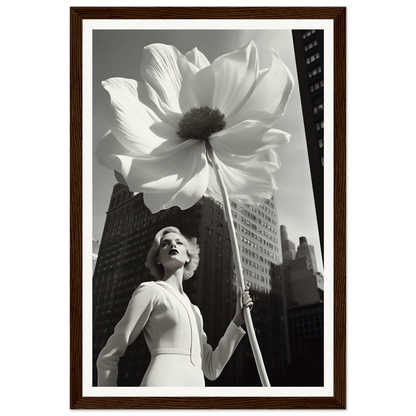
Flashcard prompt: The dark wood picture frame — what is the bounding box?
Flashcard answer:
[70,7,346,409]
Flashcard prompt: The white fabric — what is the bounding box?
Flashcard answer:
[96,281,245,387]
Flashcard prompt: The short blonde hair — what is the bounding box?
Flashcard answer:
[145,226,200,281]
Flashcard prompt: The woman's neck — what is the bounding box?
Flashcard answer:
[162,268,185,294]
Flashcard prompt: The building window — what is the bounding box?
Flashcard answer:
[313,103,324,114]
[304,40,318,52]
[302,29,316,39]
[306,52,320,65]
[316,120,324,131]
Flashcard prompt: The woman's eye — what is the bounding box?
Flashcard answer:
[177,241,183,245]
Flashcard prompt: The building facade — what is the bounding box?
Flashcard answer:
[296,236,318,274]
[92,184,290,386]
[292,29,324,258]
[286,302,324,386]
[279,224,324,386]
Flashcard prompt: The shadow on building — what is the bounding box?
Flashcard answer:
[92,184,290,387]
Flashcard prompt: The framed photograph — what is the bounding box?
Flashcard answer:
[70,7,346,409]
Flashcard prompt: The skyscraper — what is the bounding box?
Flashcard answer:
[296,236,318,274]
[279,225,324,386]
[279,226,323,309]
[281,225,297,265]
[292,29,324,257]
[231,198,281,293]
[92,184,290,386]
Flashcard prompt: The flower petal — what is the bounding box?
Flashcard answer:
[143,162,209,213]
[205,155,279,206]
[96,128,208,196]
[95,130,136,172]
[227,49,294,128]
[122,140,206,191]
[102,77,179,155]
[185,47,210,70]
[209,120,290,158]
[141,43,199,114]
[142,145,209,213]
[206,126,287,205]
[189,41,259,117]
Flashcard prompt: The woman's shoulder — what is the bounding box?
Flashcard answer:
[131,280,162,298]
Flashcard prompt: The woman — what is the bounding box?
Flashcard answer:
[97,226,253,387]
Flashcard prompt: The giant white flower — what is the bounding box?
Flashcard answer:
[96,41,294,213]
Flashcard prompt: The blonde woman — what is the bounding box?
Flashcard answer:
[97,226,253,387]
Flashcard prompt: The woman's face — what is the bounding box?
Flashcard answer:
[157,232,189,270]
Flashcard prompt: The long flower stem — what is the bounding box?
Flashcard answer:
[206,142,271,387]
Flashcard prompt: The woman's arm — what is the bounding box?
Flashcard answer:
[96,282,156,386]
[200,287,254,381]
[200,320,246,381]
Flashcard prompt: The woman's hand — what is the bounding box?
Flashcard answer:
[233,286,254,327]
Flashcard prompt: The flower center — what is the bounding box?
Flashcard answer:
[177,106,226,141]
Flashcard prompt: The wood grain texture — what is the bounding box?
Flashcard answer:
[70,7,83,410]
[69,6,346,20]
[70,6,346,409]
[333,7,347,410]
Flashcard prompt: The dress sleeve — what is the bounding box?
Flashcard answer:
[96,282,157,386]
[199,315,246,381]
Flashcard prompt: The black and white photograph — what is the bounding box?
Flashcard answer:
[86,20,330,397]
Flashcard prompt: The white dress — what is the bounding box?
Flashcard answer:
[97,281,245,387]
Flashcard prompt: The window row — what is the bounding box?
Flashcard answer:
[306,52,320,65]
[304,39,318,52]
[308,65,322,79]
[313,103,324,114]
[302,30,316,39]
[310,80,324,93]
[231,199,276,218]
[239,234,279,257]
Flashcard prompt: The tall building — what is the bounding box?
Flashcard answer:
[296,236,318,274]
[92,239,100,273]
[280,225,297,309]
[280,226,323,309]
[280,225,297,265]
[231,198,281,293]
[279,225,324,386]
[292,29,324,258]
[289,256,323,307]
[286,302,324,386]
[92,184,290,387]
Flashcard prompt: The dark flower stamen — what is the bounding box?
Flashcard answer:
[177,106,226,141]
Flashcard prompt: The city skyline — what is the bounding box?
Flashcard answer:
[92,29,324,273]
[92,183,324,387]
[92,185,292,386]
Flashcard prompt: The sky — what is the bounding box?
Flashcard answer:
[92,29,323,273]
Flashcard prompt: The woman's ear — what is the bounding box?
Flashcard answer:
[156,257,161,265]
